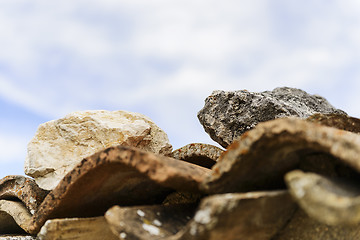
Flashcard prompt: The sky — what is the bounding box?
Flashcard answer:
[1,0,360,179]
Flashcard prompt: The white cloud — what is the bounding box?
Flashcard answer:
[0,0,359,139]
[1,0,360,178]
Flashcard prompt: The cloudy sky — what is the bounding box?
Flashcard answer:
[1,0,360,178]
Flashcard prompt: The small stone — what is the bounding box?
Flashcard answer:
[198,87,346,148]
[171,191,296,240]
[37,217,117,240]
[202,118,360,194]
[285,170,360,225]
[105,204,196,240]
[25,110,173,190]
[171,143,223,169]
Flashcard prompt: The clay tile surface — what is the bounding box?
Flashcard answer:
[306,113,360,133]
[285,170,360,225]
[168,190,296,240]
[202,117,360,194]
[0,200,32,234]
[0,236,35,240]
[0,176,49,214]
[171,143,223,169]
[37,217,117,240]
[273,209,360,240]
[105,204,197,240]
[27,145,209,235]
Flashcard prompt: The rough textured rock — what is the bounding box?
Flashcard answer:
[25,110,173,190]
[0,176,49,214]
[27,145,209,235]
[273,209,360,240]
[171,143,223,169]
[198,87,346,148]
[202,118,360,194]
[37,217,117,240]
[168,191,296,240]
[105,204,196,240]
[285,170,360,225]
[0,200,31,234]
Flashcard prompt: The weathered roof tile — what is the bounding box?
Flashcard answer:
[202,118,360,194]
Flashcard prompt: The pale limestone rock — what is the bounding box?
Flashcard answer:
[25,110,172,190]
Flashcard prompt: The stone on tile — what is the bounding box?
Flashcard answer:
[0,200,31,234]
[202,118,360,194]
[285,170,360,225]
[25,110,173,190]
[198,87,345,148]
[169,191,296,240]
[105,204,197,240]
[0,176,49,214]
[37,217,117,240]
[171,143,223,169]
[27,145,210,235]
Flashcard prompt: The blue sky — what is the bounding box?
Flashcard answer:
[1,0,360,178]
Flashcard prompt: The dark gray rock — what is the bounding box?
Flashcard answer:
[198,87,346,148]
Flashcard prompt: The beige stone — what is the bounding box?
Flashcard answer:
[25,110,172,190]
[37,217,117,240]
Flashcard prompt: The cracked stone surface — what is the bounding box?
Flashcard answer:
[202,118,360,194]
[198,87,346,148]
[27,145,209,235]
[37,217,117,240]
[105,204,196,240]
[0,176,49,215]
[171,143,223,169]
[285,170,360,225]
[168,191,296,240]
[25,110,173,190]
